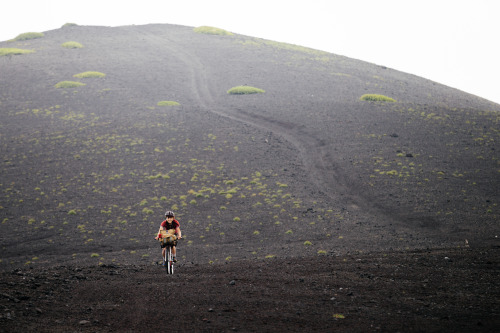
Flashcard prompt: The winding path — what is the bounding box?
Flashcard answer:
[138,29,396,226]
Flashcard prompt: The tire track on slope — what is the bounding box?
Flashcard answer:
[150,37,348,202]
[213,108,400,227]
[131,27,216,107]
[177,43,377,216]
[140,29,396,224]
[216,109,410,229]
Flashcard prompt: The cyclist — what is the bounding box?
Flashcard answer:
[155,210,182,263]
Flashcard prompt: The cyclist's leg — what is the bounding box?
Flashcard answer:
[172,245,177,262]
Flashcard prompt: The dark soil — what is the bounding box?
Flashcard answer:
[1,247,499,332]
[1,24,499,332]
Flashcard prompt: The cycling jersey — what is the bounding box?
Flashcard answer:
[161,219,180,232]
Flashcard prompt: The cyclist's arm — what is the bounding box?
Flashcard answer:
[155,226,165,239]
[175,226,182,239]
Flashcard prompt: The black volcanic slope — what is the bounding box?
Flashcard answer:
[1,24,499,332]
[1,23,499,267]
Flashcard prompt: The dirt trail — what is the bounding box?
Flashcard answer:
[144,31,401,230]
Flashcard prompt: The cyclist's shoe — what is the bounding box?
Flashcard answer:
[173,257,177,263]
[162,262,166,266]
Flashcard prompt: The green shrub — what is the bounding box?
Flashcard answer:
[62,41,83,49]
[54,81,86,89]
[0,48,34,56]
[193,26,233,36]
[14,32,44,41]
[360,94,396,102]
[73,71,105,78]
[142,207,154,214]
[227,86,265,95]
[62,23,78,28]
[157,101,180,106]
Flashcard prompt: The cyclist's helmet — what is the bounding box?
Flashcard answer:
[165,210,175,217]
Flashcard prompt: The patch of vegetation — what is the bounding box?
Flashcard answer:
[62,41,83,49]
[14,32,44,41]
[360,94,396,102]
[0,48,34,56]
[54,81,86,89]
[1,96,348,267]
[62,23,78,28]
[263,40,324,55]
[193,26,233,36]
[157,101,180,106]
[73,71,105,78]
[237,38,328,57]
[227,86,265,95]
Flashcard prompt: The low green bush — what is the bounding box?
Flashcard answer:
[360,94,396,102]
[62,41,83,49]
[62,23,78,28]
[73,71,105,78]
[227,86,265,95]
[54,81,86,89]
[0,48,34,56]
[193,26,233,36]
[14,32,44,41]
[157,101,180,106]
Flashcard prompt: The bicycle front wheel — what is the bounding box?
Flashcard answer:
[166,246,174,274]
[163,247,168,268]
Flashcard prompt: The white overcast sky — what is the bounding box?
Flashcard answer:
[2,0,499,104]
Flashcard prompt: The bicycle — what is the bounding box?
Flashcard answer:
[158,232,179,274]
